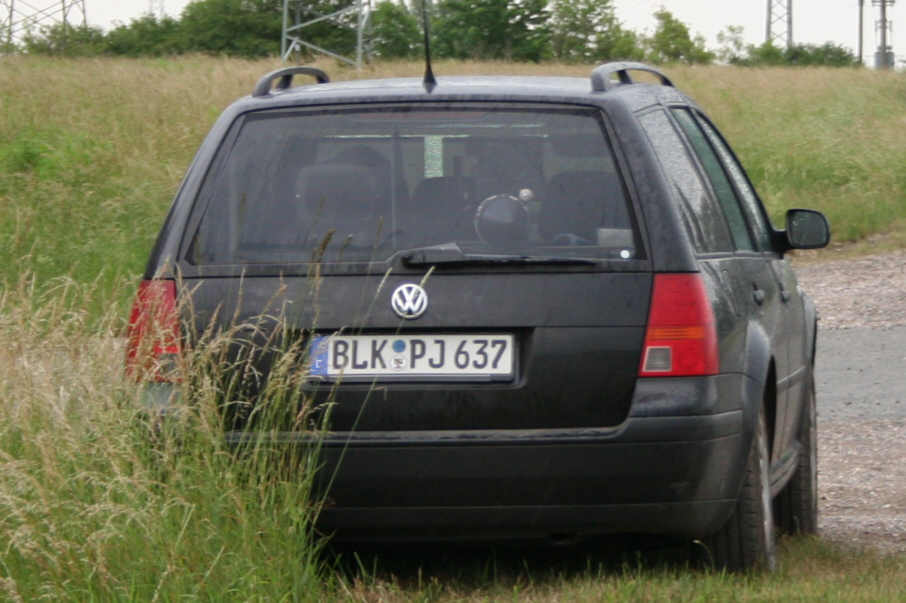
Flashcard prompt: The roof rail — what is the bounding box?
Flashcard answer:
[590,62,674,93]
[252,66,330,98]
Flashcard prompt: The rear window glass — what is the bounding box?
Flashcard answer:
[186,104,639,265]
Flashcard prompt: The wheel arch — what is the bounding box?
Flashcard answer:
[802,291,819,368]
[709,321,777,535]
[741,321,777,462]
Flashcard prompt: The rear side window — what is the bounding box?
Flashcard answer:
[186,104,639,266]
[638,109,733,254]
[670,108,754,251]
[695,116,774,251]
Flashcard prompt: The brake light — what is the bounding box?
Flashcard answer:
[125,280,181,381]
[639,273,718,377]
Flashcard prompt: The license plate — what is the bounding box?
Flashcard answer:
[308,334,515,381]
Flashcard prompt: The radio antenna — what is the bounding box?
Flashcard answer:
[421,0,437,93]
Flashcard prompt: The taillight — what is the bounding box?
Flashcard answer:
[639,273,718,377]
[125,280,181,381]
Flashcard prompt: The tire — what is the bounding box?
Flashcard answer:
[775,373,818,534]
[706,403,777,571]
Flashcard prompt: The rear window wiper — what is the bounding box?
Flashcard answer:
[397,243,601,266]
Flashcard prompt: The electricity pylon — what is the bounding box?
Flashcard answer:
[1,0,87,53]
[281,0,370,68]
[765,0,793,48]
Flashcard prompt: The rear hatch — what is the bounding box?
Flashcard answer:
[179,102,651,431]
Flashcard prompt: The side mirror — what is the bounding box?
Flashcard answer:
[785,209,830,250]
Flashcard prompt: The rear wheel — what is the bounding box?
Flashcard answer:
[775,373,818,534]
[706,403,777,571]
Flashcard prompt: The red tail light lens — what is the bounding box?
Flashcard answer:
[639,273,718,377]
[125,280,181,381]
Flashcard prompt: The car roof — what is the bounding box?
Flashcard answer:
[233,64,696,115]
[268,76,595,97]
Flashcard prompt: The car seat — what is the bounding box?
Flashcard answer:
[541,170,629,243]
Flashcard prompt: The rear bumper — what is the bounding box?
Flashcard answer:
[317,414,743,541]
[321,503,735,543]
[229,374,754,541]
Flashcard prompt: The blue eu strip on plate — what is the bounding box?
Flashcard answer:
[308,336,329,378]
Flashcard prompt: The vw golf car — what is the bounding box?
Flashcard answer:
[127,62,830,570]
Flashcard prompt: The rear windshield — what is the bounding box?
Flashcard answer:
[187,103,639,265]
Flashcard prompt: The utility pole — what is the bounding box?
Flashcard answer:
[881,0,888,64]
[859,0,865,64]
[873,0,896,69]
[766,0,793,48]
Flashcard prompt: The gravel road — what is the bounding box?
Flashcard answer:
[817,327,906,422]
[795,250,906,554]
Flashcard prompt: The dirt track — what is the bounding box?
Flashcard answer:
[796,252,906,554]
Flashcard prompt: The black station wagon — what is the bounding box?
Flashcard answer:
[127,62,831,570]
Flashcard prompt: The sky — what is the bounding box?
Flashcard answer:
[21,0,905,65]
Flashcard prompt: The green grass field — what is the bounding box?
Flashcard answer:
[1,56,905,599]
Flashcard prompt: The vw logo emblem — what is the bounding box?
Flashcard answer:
[391,283,428,320]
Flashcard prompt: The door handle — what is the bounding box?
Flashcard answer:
[753,287,766,305]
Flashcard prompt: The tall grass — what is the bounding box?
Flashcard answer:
[0,56,279,316]
[673,65,906,242]
[0,274,331,600]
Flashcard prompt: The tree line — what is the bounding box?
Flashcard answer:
[14,0,859,67]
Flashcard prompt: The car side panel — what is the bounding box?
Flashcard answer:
[772,257,812,456]
[699,255,786,461]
